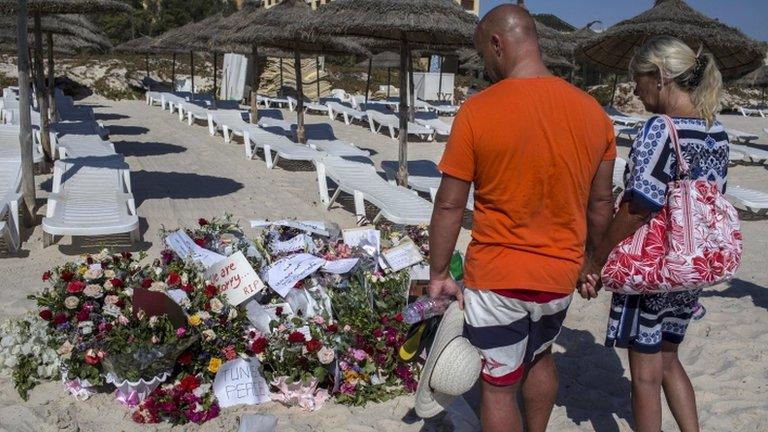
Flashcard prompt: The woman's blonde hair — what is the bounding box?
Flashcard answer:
[629,36,722,128]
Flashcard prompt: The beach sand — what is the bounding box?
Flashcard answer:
[0,96,766,431]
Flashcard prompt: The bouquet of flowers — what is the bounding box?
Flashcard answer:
[132,374,220,425]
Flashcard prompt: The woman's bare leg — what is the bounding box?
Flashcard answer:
[661,341,700,431]
[628,349,663,432]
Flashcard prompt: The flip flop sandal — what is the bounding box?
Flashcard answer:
[398,316,441,363]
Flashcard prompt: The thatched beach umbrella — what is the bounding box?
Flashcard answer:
[115,36,157,84]
[302,0,477,185]
[577,0,765,79]
[216,0,369,144]
[0,0,127,221]
[735,65,768,105]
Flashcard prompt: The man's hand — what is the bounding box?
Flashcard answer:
[429,273,464,309]
[577,257,602,300]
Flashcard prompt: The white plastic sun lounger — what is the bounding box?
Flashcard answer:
[726,186,768,216]
[614,124,641,140]
[730,143,768,164]
[613,157,627,192]
[42,156,139,247]
[366,110,434,141]
[206,109,254,142]
[738,106,765,117]
[307,139,370,159]
[419,99,459,116]
[146,90,163,106]
[380,160,474,211]
[415,113,452,136]
[0,124,44,164]
[726,128,760,144]
[286,96,330,115]
[0,160,21,252]
[257,95,290,108]
[54,134,116,159]
[246,127,326,169]
[315,156,433,225]
[327,102,367,125]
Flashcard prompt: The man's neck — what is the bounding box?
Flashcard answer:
[503,57,553,80]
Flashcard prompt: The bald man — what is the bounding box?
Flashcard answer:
[428,5,616,432]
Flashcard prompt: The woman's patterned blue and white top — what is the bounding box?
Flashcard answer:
[623,116,729,211]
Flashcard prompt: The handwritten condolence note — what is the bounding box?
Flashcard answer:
[205,252,266,306]
[213,358,271,408]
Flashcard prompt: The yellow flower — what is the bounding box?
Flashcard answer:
[187,314,202,326]
[77,265,87,276]
[208,357,222,374]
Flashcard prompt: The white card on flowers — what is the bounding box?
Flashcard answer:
[250,219,330,237]
[165,230,226,269]
[213,357,271,408]
[342,227,380,256]
[205,251,266,306]
[382,239,423,272]
[262,253,326,297]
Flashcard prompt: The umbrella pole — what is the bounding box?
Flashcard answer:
[609,74,618,107]
[408,50,415,122]
[397,39,409,187]
[438,55,443,101]
[145,53,149,80]
[387,67,391,98]
[365,57,372,106]
[171,52,176,90]
[213,52,218,103]
[250,45,259,124]
[294,51,306,144]
[190,51,195,101]
[16,0,36,225]
[33,12,52,165]
[47,32,58,122]
[279,58,284,95]
[316,56,321,100]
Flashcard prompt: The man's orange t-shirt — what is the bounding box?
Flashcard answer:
[439,76,616,294]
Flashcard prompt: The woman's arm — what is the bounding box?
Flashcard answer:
[578,199,652,299]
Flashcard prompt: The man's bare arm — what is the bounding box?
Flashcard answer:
[586,160,616,255]
[428,174,471,307]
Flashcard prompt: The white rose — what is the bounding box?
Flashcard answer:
[104,270,116,279]
[202,330,217,341]
[103,280,114,290]
[149,281,167,292]
[64,296,80,310]
[124,288,134,297]
[210,298,224,314]
[103,304,121,317]
[154,268,163,276]
[198,311,211,320]
[104,295,119,306]
[83,268,103,280]
[149,316,159,327]
[78,321,94,335]
[181,273,189,284]
[83,284,103,298]
[57,341,74,360]
[317,346,335,365]
[228,308,238,320]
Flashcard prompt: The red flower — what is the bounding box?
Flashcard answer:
[52,312,68,325]
[66,281,86,294]
[194,238,206,247]
[372,328,384,338]
[204,284,217,298]
[84,349,103,365]
[326,323,338,333]
[42,271,51,281]
[166,272,181,286]
[115,299,125,308]
[121,251,133,260]
[38,308,53,321]
[394,313,403,323]
[110,278,123,288]
[275,307,283,317]
[76,308,90,322]
[181,283,194,294]
[304,338,322,353]
[141,278,153,289]
[288,331,306,344]
[251,337,268,354]
[178,351,193,366]
[179,375,200,392]
[60,272,74,282]
[198,218,209,226]
[379,314,389,325]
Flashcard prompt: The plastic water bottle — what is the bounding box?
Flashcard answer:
[403,296,451,324]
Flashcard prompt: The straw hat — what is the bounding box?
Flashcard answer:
[414,301,482,418]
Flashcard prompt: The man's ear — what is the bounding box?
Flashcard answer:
[491,34,502,57]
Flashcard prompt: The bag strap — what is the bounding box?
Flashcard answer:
[659,115,690,178]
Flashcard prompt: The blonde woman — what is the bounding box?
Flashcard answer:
[579,36,727,432]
